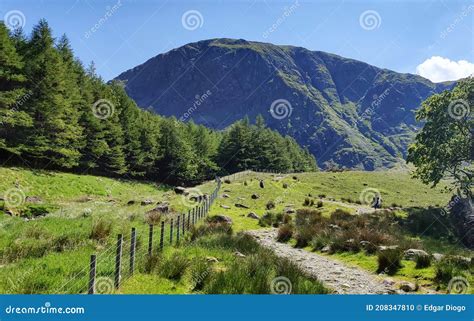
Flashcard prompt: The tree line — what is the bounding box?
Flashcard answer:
[0,19,317,185]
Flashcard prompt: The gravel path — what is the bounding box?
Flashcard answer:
[246,229,397,294]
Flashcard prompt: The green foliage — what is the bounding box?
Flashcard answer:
[377,248,403,275]
[0,21,315,185]
[407,78,473,197]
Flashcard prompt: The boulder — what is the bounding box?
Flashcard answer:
[321,245,332,253]
[221,205,230,209]
[251,194,260,199]
[174,186,186,194]
[404,249,429,261]
[25,196,42,204]
[378,245,399,251]
[247,212,259,219]
[235,203,249,209]
[153,203,169,213]
[259,180,265,188]
[210,215,233,224]
[432,253,445,262]
[234,251,246,258]
[141,199,154,206]
[399,281,417,292]
[222,194,230,198]
[206,256,219,263]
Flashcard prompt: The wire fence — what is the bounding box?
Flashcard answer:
[55,178,222,294]
[57,170,291,294]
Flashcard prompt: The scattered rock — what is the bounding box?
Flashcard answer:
[321,245,332,253]
[329,224,341,230]
[378,245,399,251]
[251,194,260,199]
[174,187,186,194]
[284,208,295,214]
[360,241,371,248]
[76,196,93,203]
[247,212,259,219]
[383,278,396,287]
[404,249,429,261]
[25,196,42,203]
[127,200,136,205]
[234,251,246,258]
[282,183,288,189]
[399,281,417,292]
[220,205,230,209]
[210,215,233,224]
[152,203,169,213]
[235,203,249,209]
[206,256,219,263]
[141,199,154,206]
[432,253,444,262]
[222,194,230,198]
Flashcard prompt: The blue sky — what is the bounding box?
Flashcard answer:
[2,0,472,81]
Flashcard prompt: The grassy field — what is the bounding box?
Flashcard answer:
[0,167,470,294]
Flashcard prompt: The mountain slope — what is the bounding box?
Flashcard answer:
[115,38,453,169]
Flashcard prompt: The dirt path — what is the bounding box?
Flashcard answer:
[246,229,397,294]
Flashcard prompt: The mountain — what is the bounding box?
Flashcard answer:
[115,38,454,170]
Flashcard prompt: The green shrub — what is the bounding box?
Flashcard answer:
[316,201,323,208]
[160,254,190,280]
[434,256,471,285]
[415,254,432,269]
[187,258,212,291]
[90,219,112,242]
[276,224,293,242]
[258,211,284,227]
[266,200,276,210]
[377,248,402,275]
[190,221,232,241]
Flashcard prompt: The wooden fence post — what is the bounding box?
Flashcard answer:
[148,224,154,256]
[159,221,164,251]
[130,227,136,275]
[88,254,96,294]
[176,215,180,244]
[114,234,123,289]
[182,213,185,234]
[170,218,173,244]
[187,210,191,230]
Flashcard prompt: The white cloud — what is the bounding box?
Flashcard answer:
[415,56,474,82]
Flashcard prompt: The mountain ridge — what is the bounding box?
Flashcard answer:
[115,38,455,169]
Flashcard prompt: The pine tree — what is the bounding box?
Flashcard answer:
[22,19,82,168]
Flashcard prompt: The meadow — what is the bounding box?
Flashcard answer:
[0,167,471,294]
